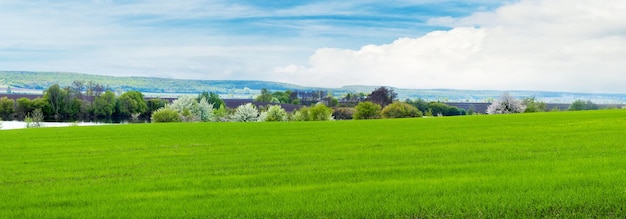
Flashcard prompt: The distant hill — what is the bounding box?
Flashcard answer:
[2,71,626,103]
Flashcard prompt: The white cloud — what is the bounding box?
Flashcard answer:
[275,0,626,93]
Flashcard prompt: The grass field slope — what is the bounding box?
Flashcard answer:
[1,110,625,217]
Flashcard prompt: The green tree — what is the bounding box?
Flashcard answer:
[569,100,598,111]
[117,91,147,117]
[198,92,225,109]
[569,100,586,111]
[93,90,116,117]
[16,97,33,118]
[0,97,15,120]
[382,101,422,118]
[353,101,382,120]
[44,84,66,119]
[523,97,547,113]
[406,98,429,113]
[146,98,168,116]
[308,103,333,121]
[255,88,274,102]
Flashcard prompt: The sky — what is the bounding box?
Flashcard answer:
[1,0,625,93]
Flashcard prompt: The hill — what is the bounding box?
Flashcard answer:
[2,71,626,103]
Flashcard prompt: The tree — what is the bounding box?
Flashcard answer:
[169,95,214,122]
[44,84,66,119]
[569,100,598,111]
[353,101,382,120]
[523,97,547,113]
[145,98,168,116]
[230,103,259,122]
[255,88,273,102]
[198,92,225,109]
[117,91,147,117]
[486,93,526,114]
[93,90,116,117]
[406,98,429,113]
[308,103,333,121]
[0,97,15,120]
[151,107,181,123]
[366,86,397,107]
[261,105,288,122]
[333,107,355,120]
[382,101,422,118]
[16,97,33,119]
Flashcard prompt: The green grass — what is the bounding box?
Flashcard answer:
[1,110,626,218]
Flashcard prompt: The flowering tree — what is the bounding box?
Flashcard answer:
[487,93,526,114]
[230,103,259,122]
[261,105,288,122]
[169,95,214,122]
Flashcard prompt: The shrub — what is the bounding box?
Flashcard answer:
[309,103,333,121]
[569,100,598,111]
[231,103,259,122]
[382,101,422,118]
[25,108,44,128]
[263,105,288,122]
[333,107,355,120]
[151,107,181,123]
[353,101,382,120]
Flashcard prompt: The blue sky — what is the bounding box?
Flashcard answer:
[2,0,626,93]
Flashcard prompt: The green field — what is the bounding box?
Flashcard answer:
[1,110,625,218]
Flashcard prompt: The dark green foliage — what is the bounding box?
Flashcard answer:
[117,91,147,117]
[381,101,422,118]
[255,88,274,102]
[353,101,382,120]
[366,86,397,107]
[198,92,225,109]
[93,91,117,117]
[16,97,33,118]
[569,100,599,111]
[44,84,65,119]
[406,98,429,113]
[425,102,465,116]
[333,107,355,120]
[0,96,15,120]
[146,98,168,116]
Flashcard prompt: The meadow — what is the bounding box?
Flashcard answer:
[1,110,625,218]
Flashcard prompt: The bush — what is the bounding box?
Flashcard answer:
[353,101,382,120]
[382,101,422,118]
[263,105,288,122]
[333,107,355,120]
[151,107,181,123]
[309,103,333,121]
[569,100,598,111]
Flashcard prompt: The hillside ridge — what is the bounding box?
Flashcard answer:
[1,71,625,103]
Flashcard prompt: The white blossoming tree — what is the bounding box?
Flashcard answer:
[230,103,259,122]
[169,95,214,122]
[262,105,288,122]
[487,93,526,114]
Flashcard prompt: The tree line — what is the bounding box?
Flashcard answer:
[1,83,611,125]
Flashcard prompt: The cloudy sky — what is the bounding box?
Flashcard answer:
[1,0,625,93]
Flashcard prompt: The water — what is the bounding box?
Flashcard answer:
[0,121,113,130]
